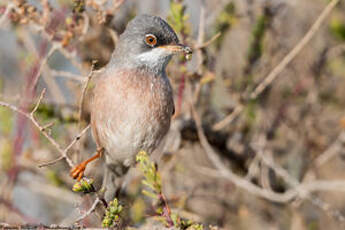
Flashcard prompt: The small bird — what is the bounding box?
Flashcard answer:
[70,15,192,199]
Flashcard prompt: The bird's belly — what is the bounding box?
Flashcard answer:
[101,110,170,166]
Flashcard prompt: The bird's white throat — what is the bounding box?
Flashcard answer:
[134,47,172,72]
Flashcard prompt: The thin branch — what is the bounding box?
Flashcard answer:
[31,88,46,116]
[74,197,101,223]
[38,156,65,168]
[38,124,91,168]
[252,135,345,223]
[212,0,340,131]
[65,124,91,153]
[194,32,221,49]
[78,61,96,124]
[50,69,86,82]
[192,104,345,206]
[191,105,294,203]
[0,96,75,168]
[31,43,60,90]
[212,104,244,131]
[249,0,340,99]
[315,131,345,167]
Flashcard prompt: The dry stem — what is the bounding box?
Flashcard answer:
[212,0,340,131]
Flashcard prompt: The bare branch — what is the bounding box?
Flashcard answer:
[252,135,345,223]
[74,197,101,223]
[50,69,86,82]
[212,104,244,131]
[38,125,91,168]
[78,61,96,124]
[192,104,345,207]
[212,0,340,131]
[315,131,345,167]
[65,124,91,153]
[31,88,46,116]
[191,105,294,202]
[31,43,60,90]
[194,32,221,49]
[249,0,340,99]
[0,97,75,168]
[38,156,65,168]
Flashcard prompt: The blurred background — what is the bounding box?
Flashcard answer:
[1,0,345,229]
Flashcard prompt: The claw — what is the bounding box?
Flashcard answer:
[70,162,86,181]
[69,148,104,181]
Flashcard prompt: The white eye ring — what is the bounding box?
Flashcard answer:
[145,34,157,47]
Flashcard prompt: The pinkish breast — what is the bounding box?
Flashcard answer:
[90,68,174,166]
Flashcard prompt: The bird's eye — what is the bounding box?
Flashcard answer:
[145,34,157,47]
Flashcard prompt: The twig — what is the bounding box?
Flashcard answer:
[315,131,345,167]
[65,124,91,153]
[38,156,65,168]
[74,62,96,162]
[249,0,339,99]
[192,104,345,205]
[30,88,46,115]
[38,124,91,168]
[78,61,96,124]
[1,91,91,169]
[191,105,293,202]
[252,135,345,223]
[74,197,101,223]
[31,43,60,90]
[212,104,244,131]
[194,32,221,49]
[212,0,340,131]
[50,69,86,82]
[0,91,75,168]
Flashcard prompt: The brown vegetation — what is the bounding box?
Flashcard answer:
[1,0,345,229]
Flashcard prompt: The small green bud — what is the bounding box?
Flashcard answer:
[72,178,95,193]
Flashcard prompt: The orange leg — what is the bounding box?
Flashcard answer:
[70,147,104,181]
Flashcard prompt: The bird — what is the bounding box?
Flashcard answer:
[69,15,192,200]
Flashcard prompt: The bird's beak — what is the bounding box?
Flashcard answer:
[160,44,193,55]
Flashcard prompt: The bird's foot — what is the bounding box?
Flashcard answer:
[70,162,87,181]
[70,147,104,181]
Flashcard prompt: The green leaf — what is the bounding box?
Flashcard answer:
[142,189,158,199]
